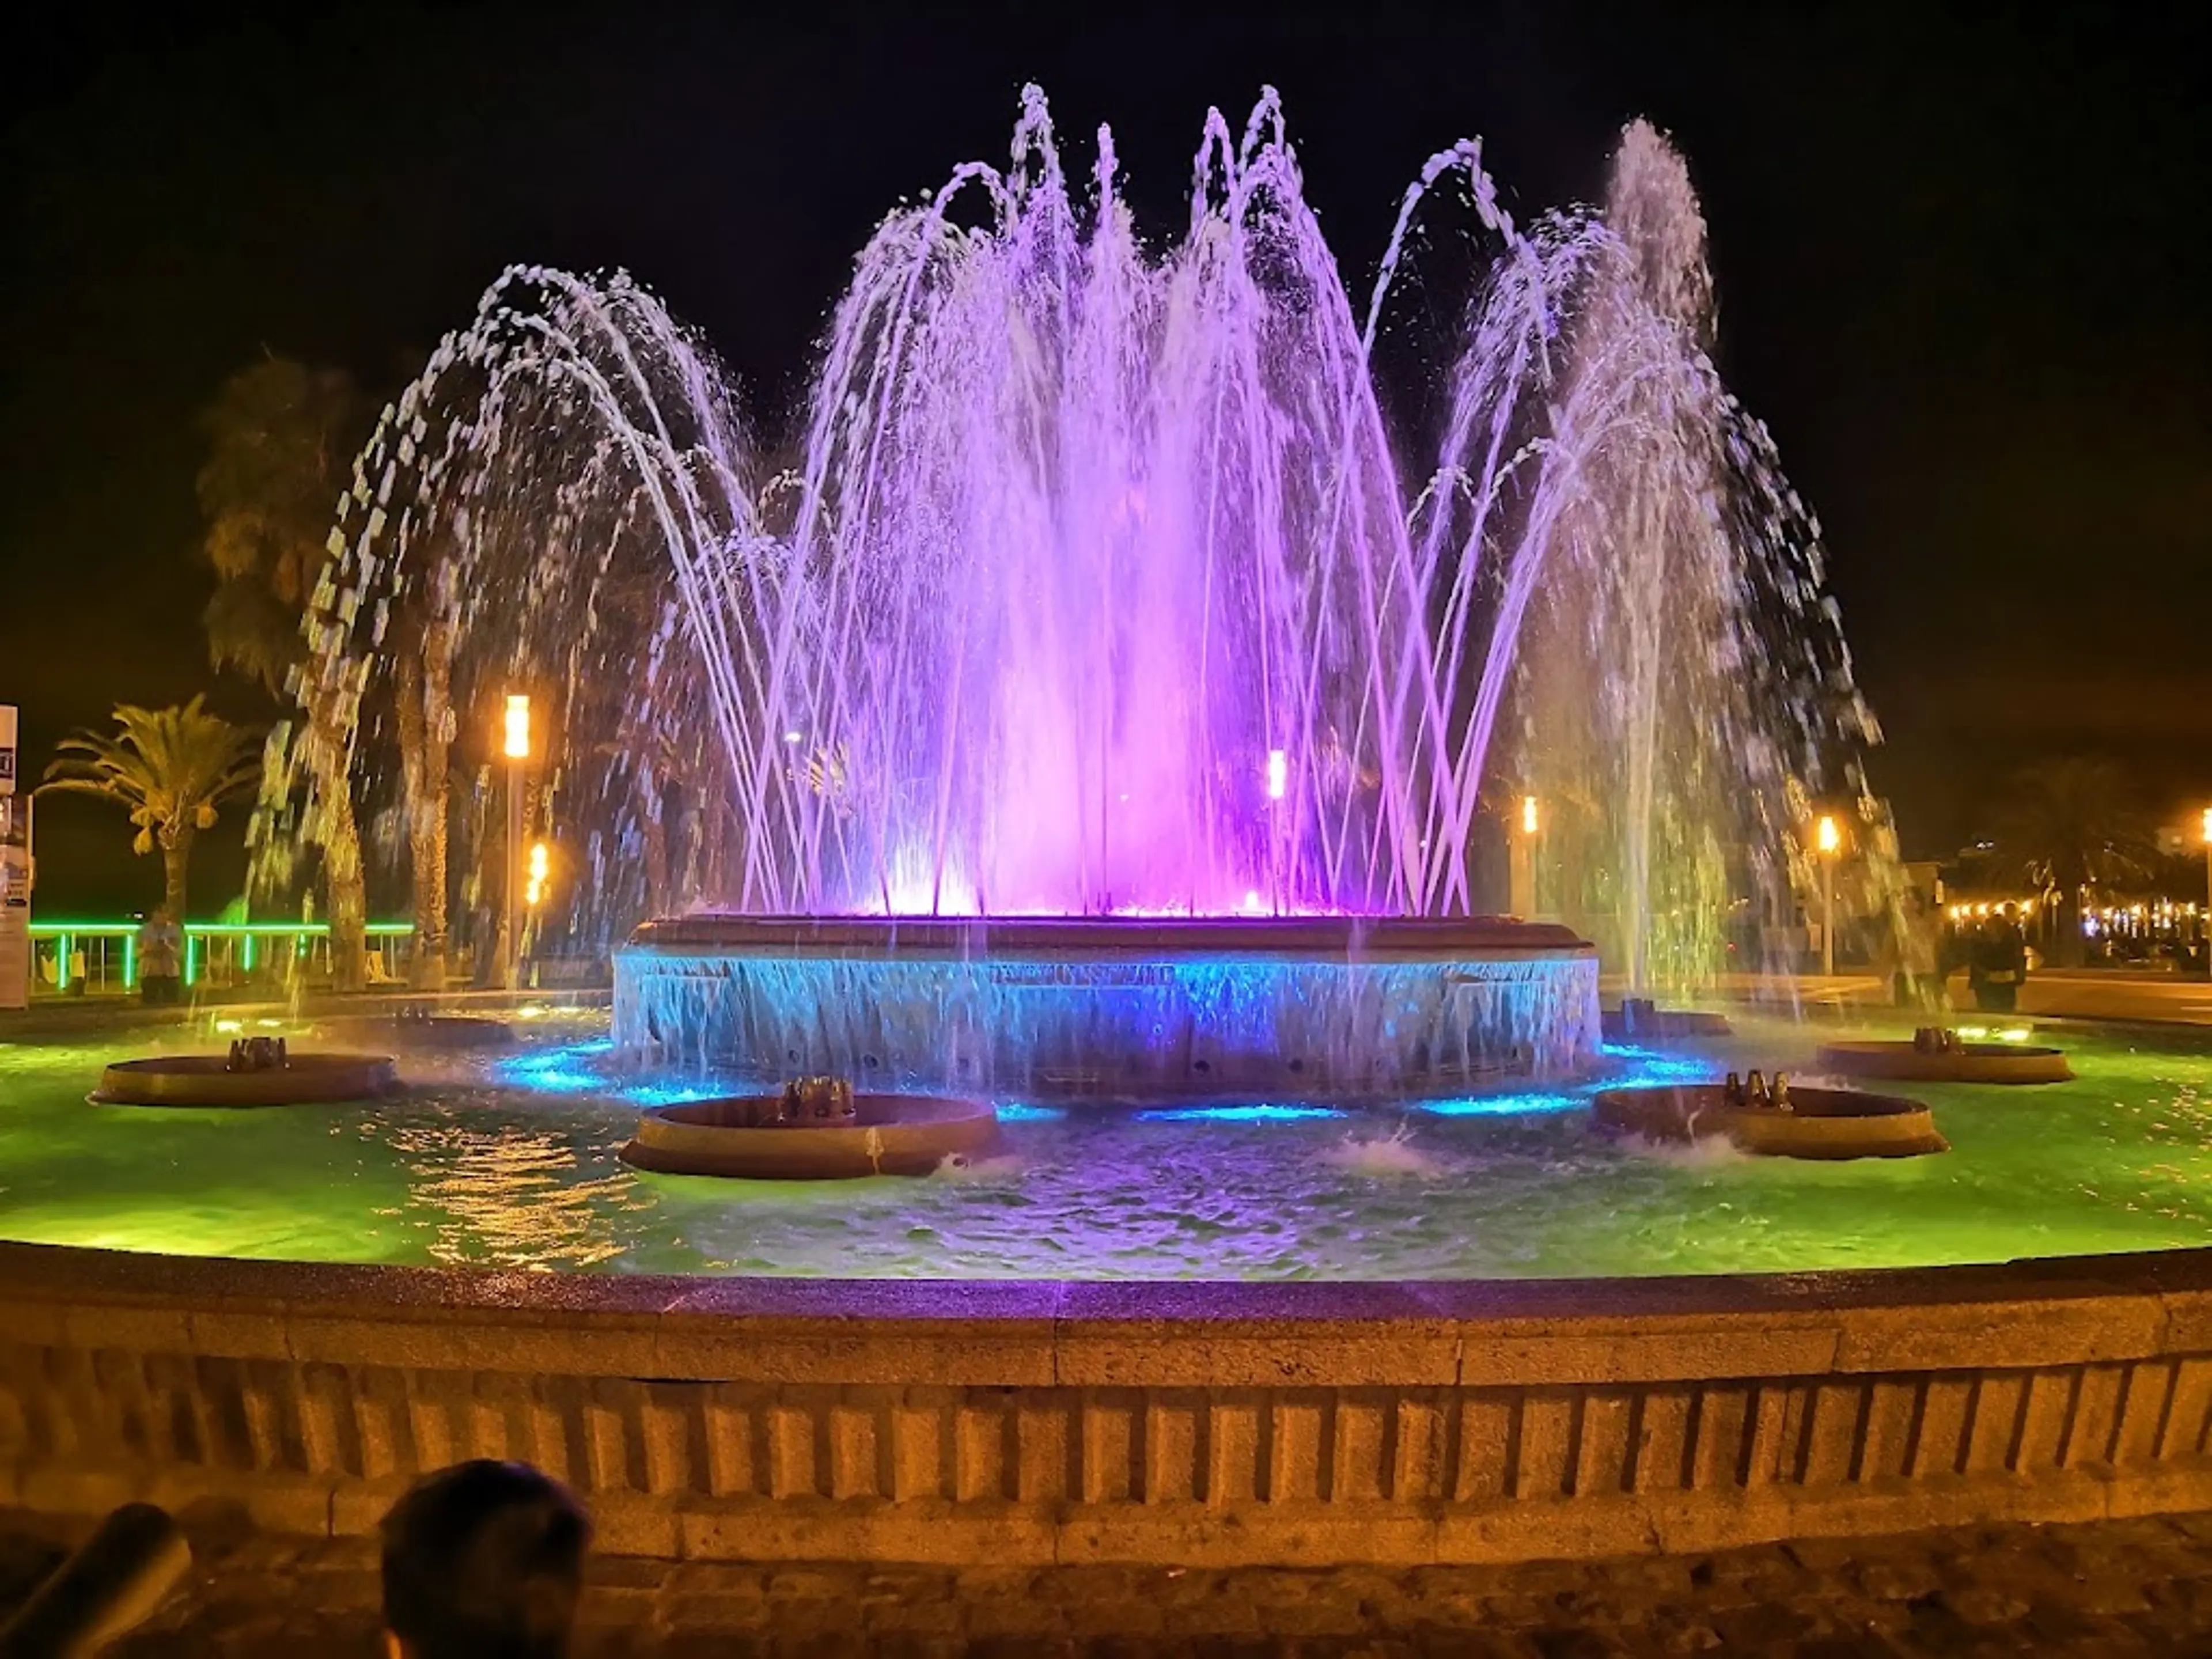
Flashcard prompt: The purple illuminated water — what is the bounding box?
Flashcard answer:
[260,92,1879,991]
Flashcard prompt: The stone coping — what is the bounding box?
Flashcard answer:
[625,912,1595,962]
[5,1241,2209,1384]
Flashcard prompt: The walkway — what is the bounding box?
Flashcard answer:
[1700,969,2212,1029]
[8,1508,2212,1656]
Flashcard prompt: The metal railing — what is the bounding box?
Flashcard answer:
[26,921,417,997]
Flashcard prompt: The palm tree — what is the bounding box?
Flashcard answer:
[197,356,373,987]
[1987,756,2155,967]
[41,698,260,921]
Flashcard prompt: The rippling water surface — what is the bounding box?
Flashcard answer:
[3,1010,2210,1278]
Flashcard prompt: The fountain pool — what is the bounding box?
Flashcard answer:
[5,1013,2211,1278]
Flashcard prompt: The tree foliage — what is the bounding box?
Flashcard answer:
[1988,757,2156,896]
[1986,756,2156,965]
[197,357,369,694]
[40,696,260,918]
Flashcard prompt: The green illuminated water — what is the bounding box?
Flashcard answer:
[2,1009,2210,1278]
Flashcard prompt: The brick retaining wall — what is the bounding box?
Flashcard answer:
[5,1245,2212,1564]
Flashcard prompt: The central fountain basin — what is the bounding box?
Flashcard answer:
[616,914,1600,1099]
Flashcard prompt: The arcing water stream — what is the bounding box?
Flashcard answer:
[257,90,1884,993]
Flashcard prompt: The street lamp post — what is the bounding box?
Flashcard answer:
[1816,813,1841,979]
[2200,807,2211,976]
[502,694,531,991]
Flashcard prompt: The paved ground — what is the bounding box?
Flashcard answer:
[1697,968,2212,1029]
[12,1510,2212,1656]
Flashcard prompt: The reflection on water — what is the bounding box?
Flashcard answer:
[377,1122,653,1268]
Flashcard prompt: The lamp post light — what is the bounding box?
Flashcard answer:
[2200,806,2211,976]
[522,839,551,963]
[1510,794,1539,920]
[501,694,531,991]
[1816,813,1842,979]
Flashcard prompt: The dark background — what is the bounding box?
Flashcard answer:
[4,2,2207,915]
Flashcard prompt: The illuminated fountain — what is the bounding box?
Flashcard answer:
[258,92,1877,1096]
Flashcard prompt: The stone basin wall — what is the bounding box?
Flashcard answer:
[5,1244,2212,1565]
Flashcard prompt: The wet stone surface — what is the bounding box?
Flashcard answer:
[10,1511,2212,1654]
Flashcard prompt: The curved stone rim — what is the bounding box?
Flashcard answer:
[620,1093,1003,1179]
[1815,1040,2075,1085]
[89,1053,401,1109]
[3,1233,2207,1317]
[626,912,1596,964]
[1592,1083,1949,1159]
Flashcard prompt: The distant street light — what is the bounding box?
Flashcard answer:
[502,694,531,990]
[1816,813,1842,979]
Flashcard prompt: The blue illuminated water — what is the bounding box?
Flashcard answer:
[616,934,1600,1095]
[1134,1104,1345,1124]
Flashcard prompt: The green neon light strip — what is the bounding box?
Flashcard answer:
[27,922,415,936]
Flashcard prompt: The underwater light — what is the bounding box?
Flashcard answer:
[1134,1103,1343,1123]
[1419,1092,1580,1117]
[508,1069,600,1094]
[1600,1044,1715,1086]
[623,1082,727,1108]
[496,1039,619,1094]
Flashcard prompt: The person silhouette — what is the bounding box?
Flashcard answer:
[378,1461,591,1659]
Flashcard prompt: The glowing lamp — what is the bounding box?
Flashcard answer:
[1266,749,1288,801]
[1815,814,1840,855]
[2201,806,2211,845]
[783,730,804,746]
[1521,794,1539,836]
[502,694,531,760]
[525,840,551,907]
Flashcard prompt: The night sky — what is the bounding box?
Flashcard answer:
[3,4,2207,914]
